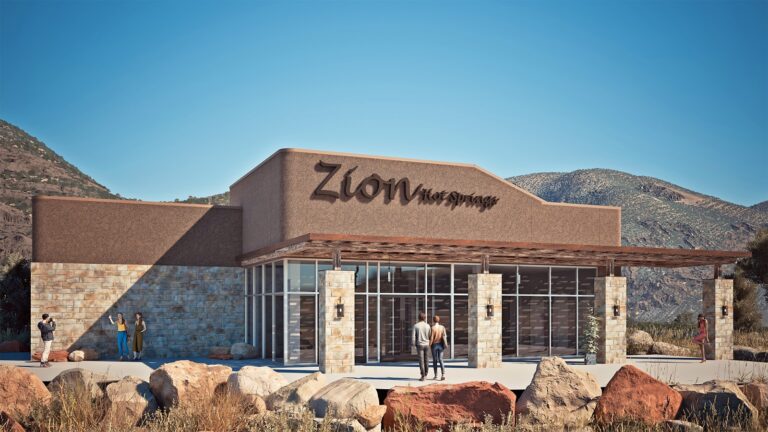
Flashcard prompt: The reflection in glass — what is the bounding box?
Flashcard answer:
[380,264,424,293]
[551,297,577,355]
[502,296,517,356]
[274,295,283,359]
[578,268,597,296]
[427,265,451,293]
[379,296,425,361]
[490,265,517,294]
[287,261,316,292]
[341,262,367,293]
[265,296,272,358]
[368,296,378,362]
[518,296,549,356]
[551,267,576,295]
[453,265,481,294]
[274,263,284,293]
[355,295,366,363]
[577,297,595,355]
[453,296,468,358]
[519,266,549,295]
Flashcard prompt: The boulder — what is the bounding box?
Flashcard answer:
[209,346,232,360]
[49,368,110,399]
[649,342,690,357]
[310,378,379,419]
[675,380,758,429]
[0,366,51,421]
[31,350,68,362]
[740,381,768,411]
[627,330,654,355]
[356,404,387,429]
[0,341,27,353]
[733,346,758,361]
[228,366,288,400]
[593,365,681,425]
[266,371,326,411]
[0,411,25,432]
[516,357,600,428]
[68,350,85,362]
[79,348,99,361]
[149,360,232,408]
[244,394,267,414]
[209,353,232,360]
[230,342,258,360]
[382,381,516,430]
[663,420,704,432]
[755,351,768,362]
[105,376,158,425]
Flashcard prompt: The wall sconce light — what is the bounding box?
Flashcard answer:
[486,303,494,318]
[336,302,345,319]
[721,305,728,317]
[613,304,621,317]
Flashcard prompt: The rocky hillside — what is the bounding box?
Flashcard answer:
[0,120,117,258]
[754,201,768,213]
[177,192,230,205]
[508,169,768,323]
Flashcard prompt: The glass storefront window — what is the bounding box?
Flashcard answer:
[355,296,366,363]
[453,296,468,358]
[453,264,481,294]
[490,265,517,295]
[265,296,272,357]
[254,266,262,295]
[519,266,549,295]
[578,268,597,296]
[551,297,577,355]
[502,296,517,356]
[380,264,424,293]
[368,296,378,362]
[518,296,549,356]
[286,261,316,292]
[577,297,595,355]
[551,267,577,295]
[426,265,451,294]
[341,262,367,293]
[274,263,284,294]
[275,295,283,359]
[265,264,273,293]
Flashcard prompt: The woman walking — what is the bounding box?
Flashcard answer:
[692,313,709,363]
[429,315,448,380]
[108,313,130,361]
[132,312,147,361]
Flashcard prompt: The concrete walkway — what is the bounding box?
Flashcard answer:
[3,353,767,390]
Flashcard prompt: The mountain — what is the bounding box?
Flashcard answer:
[0,120,117,258]
[508,169,768,323]
[754,201,768,213]
[176,192,230,206]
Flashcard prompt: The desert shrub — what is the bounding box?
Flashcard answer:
[732,273,763,331]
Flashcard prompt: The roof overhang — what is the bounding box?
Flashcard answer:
[238,233,750,268]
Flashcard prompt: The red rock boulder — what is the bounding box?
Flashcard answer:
[31,350,68,362]
[0,365,51,421]
[594,365,682,425]
[0,410,26,432]
[383,381,516,431]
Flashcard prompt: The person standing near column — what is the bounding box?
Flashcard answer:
[430,315,448,381]
[108,313,130,361]
[37,314,56,367]
[412,312,431,381]
[692,313,709,363]
[132,312,147,361]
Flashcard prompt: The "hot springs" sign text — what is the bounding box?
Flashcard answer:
[312,160,499,211]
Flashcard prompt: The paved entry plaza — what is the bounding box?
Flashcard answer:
[3,353,767,391]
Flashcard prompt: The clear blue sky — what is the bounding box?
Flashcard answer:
[1,0,766,205]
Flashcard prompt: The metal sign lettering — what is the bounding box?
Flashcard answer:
[312,160,499,211]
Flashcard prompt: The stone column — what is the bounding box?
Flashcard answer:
[594,276,627,364]
[703,278,734,360]
[468,273,502,368]
[318,270,355,373]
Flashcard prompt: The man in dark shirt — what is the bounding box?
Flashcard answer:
[37,313,56,367]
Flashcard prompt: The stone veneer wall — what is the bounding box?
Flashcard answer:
[594,276,627,364]
[31,262,244,358]
[468,273,502,368]
[703,278,734,360]
[318,270,355,373]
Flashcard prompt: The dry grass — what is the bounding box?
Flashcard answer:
[630,322,768,354]
[14,384,768,432]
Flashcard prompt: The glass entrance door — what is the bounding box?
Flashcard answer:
[379,295,425,361]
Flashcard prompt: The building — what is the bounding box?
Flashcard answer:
[31,149,748,370]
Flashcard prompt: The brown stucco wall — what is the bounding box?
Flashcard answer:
[232,149,621,253]
[33,196,242,266]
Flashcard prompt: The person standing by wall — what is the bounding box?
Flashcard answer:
[37,314,55,367]
[430,315,448,381]
[412,312,431,381]
[692,313,709,363]
[132,312,147,361]
[108,313,130,361]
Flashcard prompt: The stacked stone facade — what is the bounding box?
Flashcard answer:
[468,273,502,368]
[31,263,244,358]
[703,278,734,360]
[594,276,627,364]
[318,270,355,373]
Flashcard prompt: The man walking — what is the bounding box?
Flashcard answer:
[412,312,431,381]
[37,314,56,367]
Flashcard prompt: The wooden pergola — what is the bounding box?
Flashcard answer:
[239,233,750,270]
